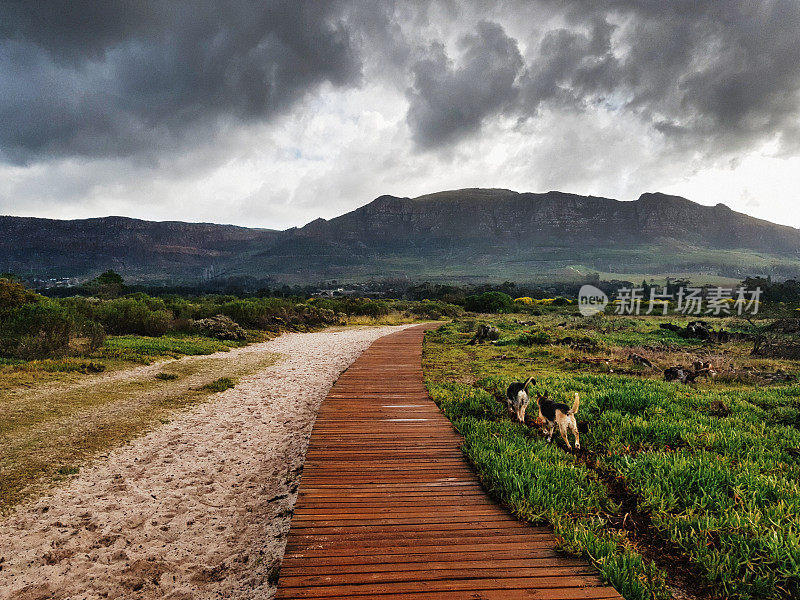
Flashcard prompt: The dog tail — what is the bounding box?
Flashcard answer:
[571,392,580,415]
[524,376,536,389]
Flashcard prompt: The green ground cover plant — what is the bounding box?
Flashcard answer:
[96,334,244,363]
[423,313,800,600]
[201,377,236,392]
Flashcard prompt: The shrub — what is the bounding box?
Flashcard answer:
[406,300,463,320]
[95,297,173,336]
[220,298,288,328]
[80,320,107,352]
[464,291,514,313]
[162,296,203,320]
[518,331,552,345]
[220,298,341,330]
[156,372,178,381]
[495,330,552,346]
[191,314,247,340]
[535,297,573,306]
[0,278,42,314]
[311,297,390,318]
[0,301,75,359]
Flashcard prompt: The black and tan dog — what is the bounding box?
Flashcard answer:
[535,391,581,451]
[505,377,535,423]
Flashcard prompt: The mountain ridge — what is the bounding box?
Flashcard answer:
[3,189,800,284]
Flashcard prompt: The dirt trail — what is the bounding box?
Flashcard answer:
[0,325,413,600]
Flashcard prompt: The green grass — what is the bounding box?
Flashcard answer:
[201,377,236,392]
[423,314,800,600]
[2,359,106,373]
[96,334,245,363]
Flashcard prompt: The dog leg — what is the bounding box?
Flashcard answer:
[516,392,528,424]
[506,397,518,421]
[569,419,581,450]
[546,422,555,443]
[558,420,572,450]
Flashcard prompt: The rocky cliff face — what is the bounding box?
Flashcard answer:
[3,189,799,283]
[0,215,280,280]
[293,189,800,254]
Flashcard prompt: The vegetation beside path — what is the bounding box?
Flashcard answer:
[424,312,800,600]
[1,275,457,512]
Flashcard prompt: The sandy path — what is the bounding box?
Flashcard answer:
[0,325,414,600]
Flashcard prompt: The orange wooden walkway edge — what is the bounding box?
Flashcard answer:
[276,324,623,600]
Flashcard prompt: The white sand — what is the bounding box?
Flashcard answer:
[0,325,412,600]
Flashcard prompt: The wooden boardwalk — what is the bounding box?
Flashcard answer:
[276,324,623,600]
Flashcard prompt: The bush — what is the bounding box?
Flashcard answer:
[535,297,573,305]
[518,331,552,345]
[220,298,290,328]
[406,300,463,320]
[311,297,390,318]
[464,291,514,313]
[80,320,107,352]
[191,314,247,340]
[0,301,76,359]
[219,298,341,330]
[495,330,552,346]
[95,297,173,336]
[0,278,43,315]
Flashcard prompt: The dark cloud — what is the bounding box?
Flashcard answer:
[582,0,800,151]
[0,1,361,162]
[519,16,618,113]
[2,0,800,163]
[406,20,524,148]
[401,1,800,154]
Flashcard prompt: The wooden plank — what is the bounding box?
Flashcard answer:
[275,325,623,599]
[280,556,587,575]
[278,589,623,600]
[276,576,613,598]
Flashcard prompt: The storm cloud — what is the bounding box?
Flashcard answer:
[406,21,524,148]
[2,1,800,228]
[401,1,800,154]
[0,1,361,162]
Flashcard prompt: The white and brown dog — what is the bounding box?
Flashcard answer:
[536,391,581,451]
[505,377,535,423]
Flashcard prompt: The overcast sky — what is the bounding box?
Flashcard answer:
[2,1,800,230]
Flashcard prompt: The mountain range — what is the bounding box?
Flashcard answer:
[3,189,800,286]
